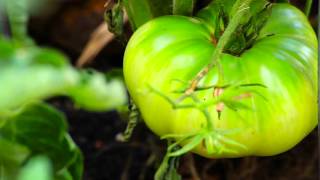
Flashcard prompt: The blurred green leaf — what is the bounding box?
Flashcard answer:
[68,70,127,111]
[2,0,60,43]
[0,38,127,116]
[3,0,32,44]
[65,149,83,180]
[0,138,30,180]
[18,156,53,180]
[0,103,83,180]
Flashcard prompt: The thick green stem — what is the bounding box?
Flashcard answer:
[123,0,153,30]
[187,0,252,93]
[5,0,30,43]
[154,142,181,180]
[118,100,139,142]
[209,0,252,85]
[304,0,312,17]
[173,0,195,16]
[123,0,172,30]
[183,0,253,131]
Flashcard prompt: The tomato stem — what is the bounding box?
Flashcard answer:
[154,142,181,180]
[148,1,260,156]
[181,0,253,130]
[116,99,140,142]
[185,0,252,94]
[173,0,195,16]
[304,0,313,17]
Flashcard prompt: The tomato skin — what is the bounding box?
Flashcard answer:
[124,4,317,158]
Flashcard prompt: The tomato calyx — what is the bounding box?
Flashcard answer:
[198,0,272,56]
[162,126,247,157]
[148,81,267,157]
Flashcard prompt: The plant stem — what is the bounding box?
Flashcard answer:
[123,0,153,30]
[154,142,181,180]
[185,0,252,94]
[5,0,30,44]
[173,0,195,16]
[304,0,313,17]
[118,99,139,142]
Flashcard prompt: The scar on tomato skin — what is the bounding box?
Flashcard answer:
[216,102,224,112]
[233,92,252,100]
[213,87,224,97]
[185,67,209,95]
[213,87,225,117]
[210,34,217,45]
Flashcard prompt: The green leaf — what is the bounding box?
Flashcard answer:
[147,0,172,16]
[0,38,127,116]
[249,0,269,15]
[168,134,204,157]
[154,146,181,180]
[3,0,59,43]
[3,0,32,44]
[65,149,83,180]
[0,103,83,180]
[18,156,53,180]
[67,70,127,111]
[196,1,221,36]
[123,0,172,30]
[56,169,73,180]
[0,138,30,180]
[304,0,312,17]
[173,0,196,16]
[123,0,153,30]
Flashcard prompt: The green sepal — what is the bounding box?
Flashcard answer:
[173,0,196,16]
[123,0,172,30]
[154,144,182,180]
[104,2,124,36]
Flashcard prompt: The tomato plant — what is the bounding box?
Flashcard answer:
[124,1,317,159]
[0,1,127,179]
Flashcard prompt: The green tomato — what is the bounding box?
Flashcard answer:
[123,4,317,158]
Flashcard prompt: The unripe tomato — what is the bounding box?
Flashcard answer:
[123,4,317,158]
